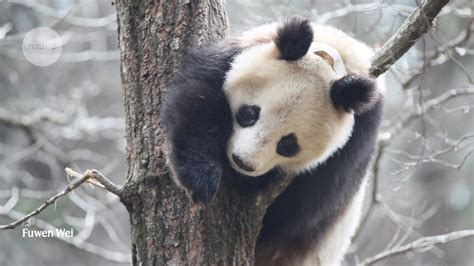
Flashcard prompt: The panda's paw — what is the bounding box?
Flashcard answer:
[330,74,379,115]
[175,160,222,204]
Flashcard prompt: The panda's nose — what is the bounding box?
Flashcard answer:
[232,153,255,172]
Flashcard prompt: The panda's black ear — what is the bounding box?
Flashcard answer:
[330,74,379,115]
[274,17,313,61]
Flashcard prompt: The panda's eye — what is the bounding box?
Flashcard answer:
[236,105,260,128]
[277,133,300,157]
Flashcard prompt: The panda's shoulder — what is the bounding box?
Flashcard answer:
[177,41,241,82]
[161,41,240,131]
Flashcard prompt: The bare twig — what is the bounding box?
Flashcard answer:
[370,0,450,77]
[65,168,123,197]
[0,172,89,230]
[359,230,474,265]
[384,86,474,139]
[0,168,122,230]
[316,1,413,24]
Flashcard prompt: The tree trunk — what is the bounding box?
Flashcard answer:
[115,1,277,264]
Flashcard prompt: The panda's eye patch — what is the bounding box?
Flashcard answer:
[236,105,260,128]
[277,133,300,157]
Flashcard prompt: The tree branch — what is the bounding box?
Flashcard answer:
[359,230,474,265]
[370,0,449,77]
[0,172,89,230]
[65,168,123,197]
[0,168,122,230]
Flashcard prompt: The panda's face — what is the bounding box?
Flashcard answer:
[224,40,354,177]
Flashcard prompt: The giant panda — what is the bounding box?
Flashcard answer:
[161,18,384,266]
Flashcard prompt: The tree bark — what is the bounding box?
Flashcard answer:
[114,1,279,264]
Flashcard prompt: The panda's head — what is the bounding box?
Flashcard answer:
[224,18,373,177]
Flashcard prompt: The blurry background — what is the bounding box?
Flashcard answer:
[0,0,472,265]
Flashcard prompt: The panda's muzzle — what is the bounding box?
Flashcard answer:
[232,153,255,172]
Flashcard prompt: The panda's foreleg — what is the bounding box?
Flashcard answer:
[162,80,233,204]
[161,42,243,203]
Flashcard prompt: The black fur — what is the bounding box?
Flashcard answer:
[331,74,378,114]
[236,105,260,128]
[276,133,300,157]
[161,41,241,203]
[274,18,313,61]
[161,19,383,264]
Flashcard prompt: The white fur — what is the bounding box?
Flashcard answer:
[238,23,386,94]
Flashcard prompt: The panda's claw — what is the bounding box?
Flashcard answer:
[175,160,222,204]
